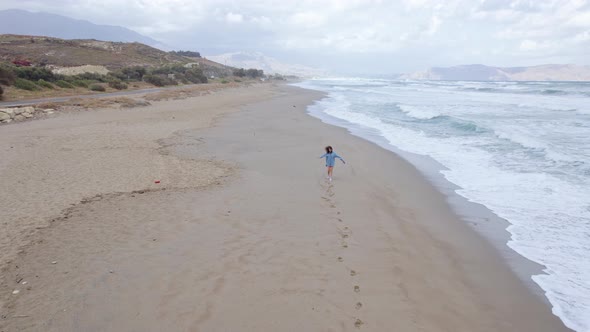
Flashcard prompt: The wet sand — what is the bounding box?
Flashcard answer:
[0,84,570,331]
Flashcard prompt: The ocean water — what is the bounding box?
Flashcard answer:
[295,78,590,332]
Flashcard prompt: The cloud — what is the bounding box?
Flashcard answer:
[0,0,588,73]
[225,12,244,24]
[426,15,442,35]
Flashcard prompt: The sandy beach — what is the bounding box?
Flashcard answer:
[0,84,570,331]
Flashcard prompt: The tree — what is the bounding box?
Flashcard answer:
[185,68,208,83]
[233,68,246,77]
[170,50,201,58]
[122,66,147,80]
[246,68,264,78]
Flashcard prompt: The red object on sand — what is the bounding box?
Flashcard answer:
[154,180,161,184]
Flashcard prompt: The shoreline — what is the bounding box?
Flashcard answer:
[302,93,550,298]
[0,84,570,331]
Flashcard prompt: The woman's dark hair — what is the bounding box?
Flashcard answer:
[325,146,333,154]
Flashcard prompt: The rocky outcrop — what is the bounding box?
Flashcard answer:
[0,107,54,124]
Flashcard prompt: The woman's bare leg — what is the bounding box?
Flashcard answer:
[328,166,334,180]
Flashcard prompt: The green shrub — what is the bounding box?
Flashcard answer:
[0,66,16,85]
[143,74,164,86]
[120,66,147,81]
[144,74,176,87]
[174,73,189,84]
[37,79,54,89]
[89,84,106,92]
[71,80,89,88]
[150,64,187,75]
[246,68,264,78]
[108,80,128,90]
[232,68,264,78]
[184,68,208,84]
[234,79,242,82]
[55,80,75,89]
[72,72,107,82]
[15,67,58,82]
[221,79,229,84]
[14,78,39,91]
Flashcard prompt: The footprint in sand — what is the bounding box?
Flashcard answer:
[354,285,360,292]
[350,270,356,276]
[338,257,344,262]
[342,242,348,248]
[355,302,363,310]
[341,234,349,239]
[355,318,364,328]
[337,218,343,222]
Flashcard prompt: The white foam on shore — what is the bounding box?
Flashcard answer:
[398,104,442,120]
[295,79,590,332]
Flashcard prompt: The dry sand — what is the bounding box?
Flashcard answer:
[0,84,570,331]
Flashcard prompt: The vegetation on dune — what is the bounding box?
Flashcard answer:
[232,68,264,78]
[0,65,17,85]
[89,84,106,92]
[14,78,40,91]
[70,79,90,88]
[14,66,57,82]
[143,74,172,87]
[0,57,265,100]
[108,80,128,90]
[55,80,75,89]
[36,79,54,89]
[110,66,147,81]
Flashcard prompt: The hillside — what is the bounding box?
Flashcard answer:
[0,34,186,69]
[401,64,590,81]
[0,34,233,77]
[0,9,164,49]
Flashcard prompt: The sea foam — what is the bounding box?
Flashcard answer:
[296,79,590,332]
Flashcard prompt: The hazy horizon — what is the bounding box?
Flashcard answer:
[1,1,589,75]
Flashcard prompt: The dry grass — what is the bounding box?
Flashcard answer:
[145,82,241,101]
[2,81,155,102]
[31,97,149,112]
[64,97,150,109]
[3,85,92,101]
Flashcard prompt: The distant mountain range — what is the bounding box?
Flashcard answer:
[0,9,165,49]
[206,51,326,77]
[401,64,590,81]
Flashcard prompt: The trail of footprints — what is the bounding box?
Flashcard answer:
[321,183,365,329]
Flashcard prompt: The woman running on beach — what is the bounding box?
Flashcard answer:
[320,146,345,182]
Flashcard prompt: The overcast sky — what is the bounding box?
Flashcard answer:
[1,0,589,74]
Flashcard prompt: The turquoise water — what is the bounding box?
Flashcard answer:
[297,78,590,332]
